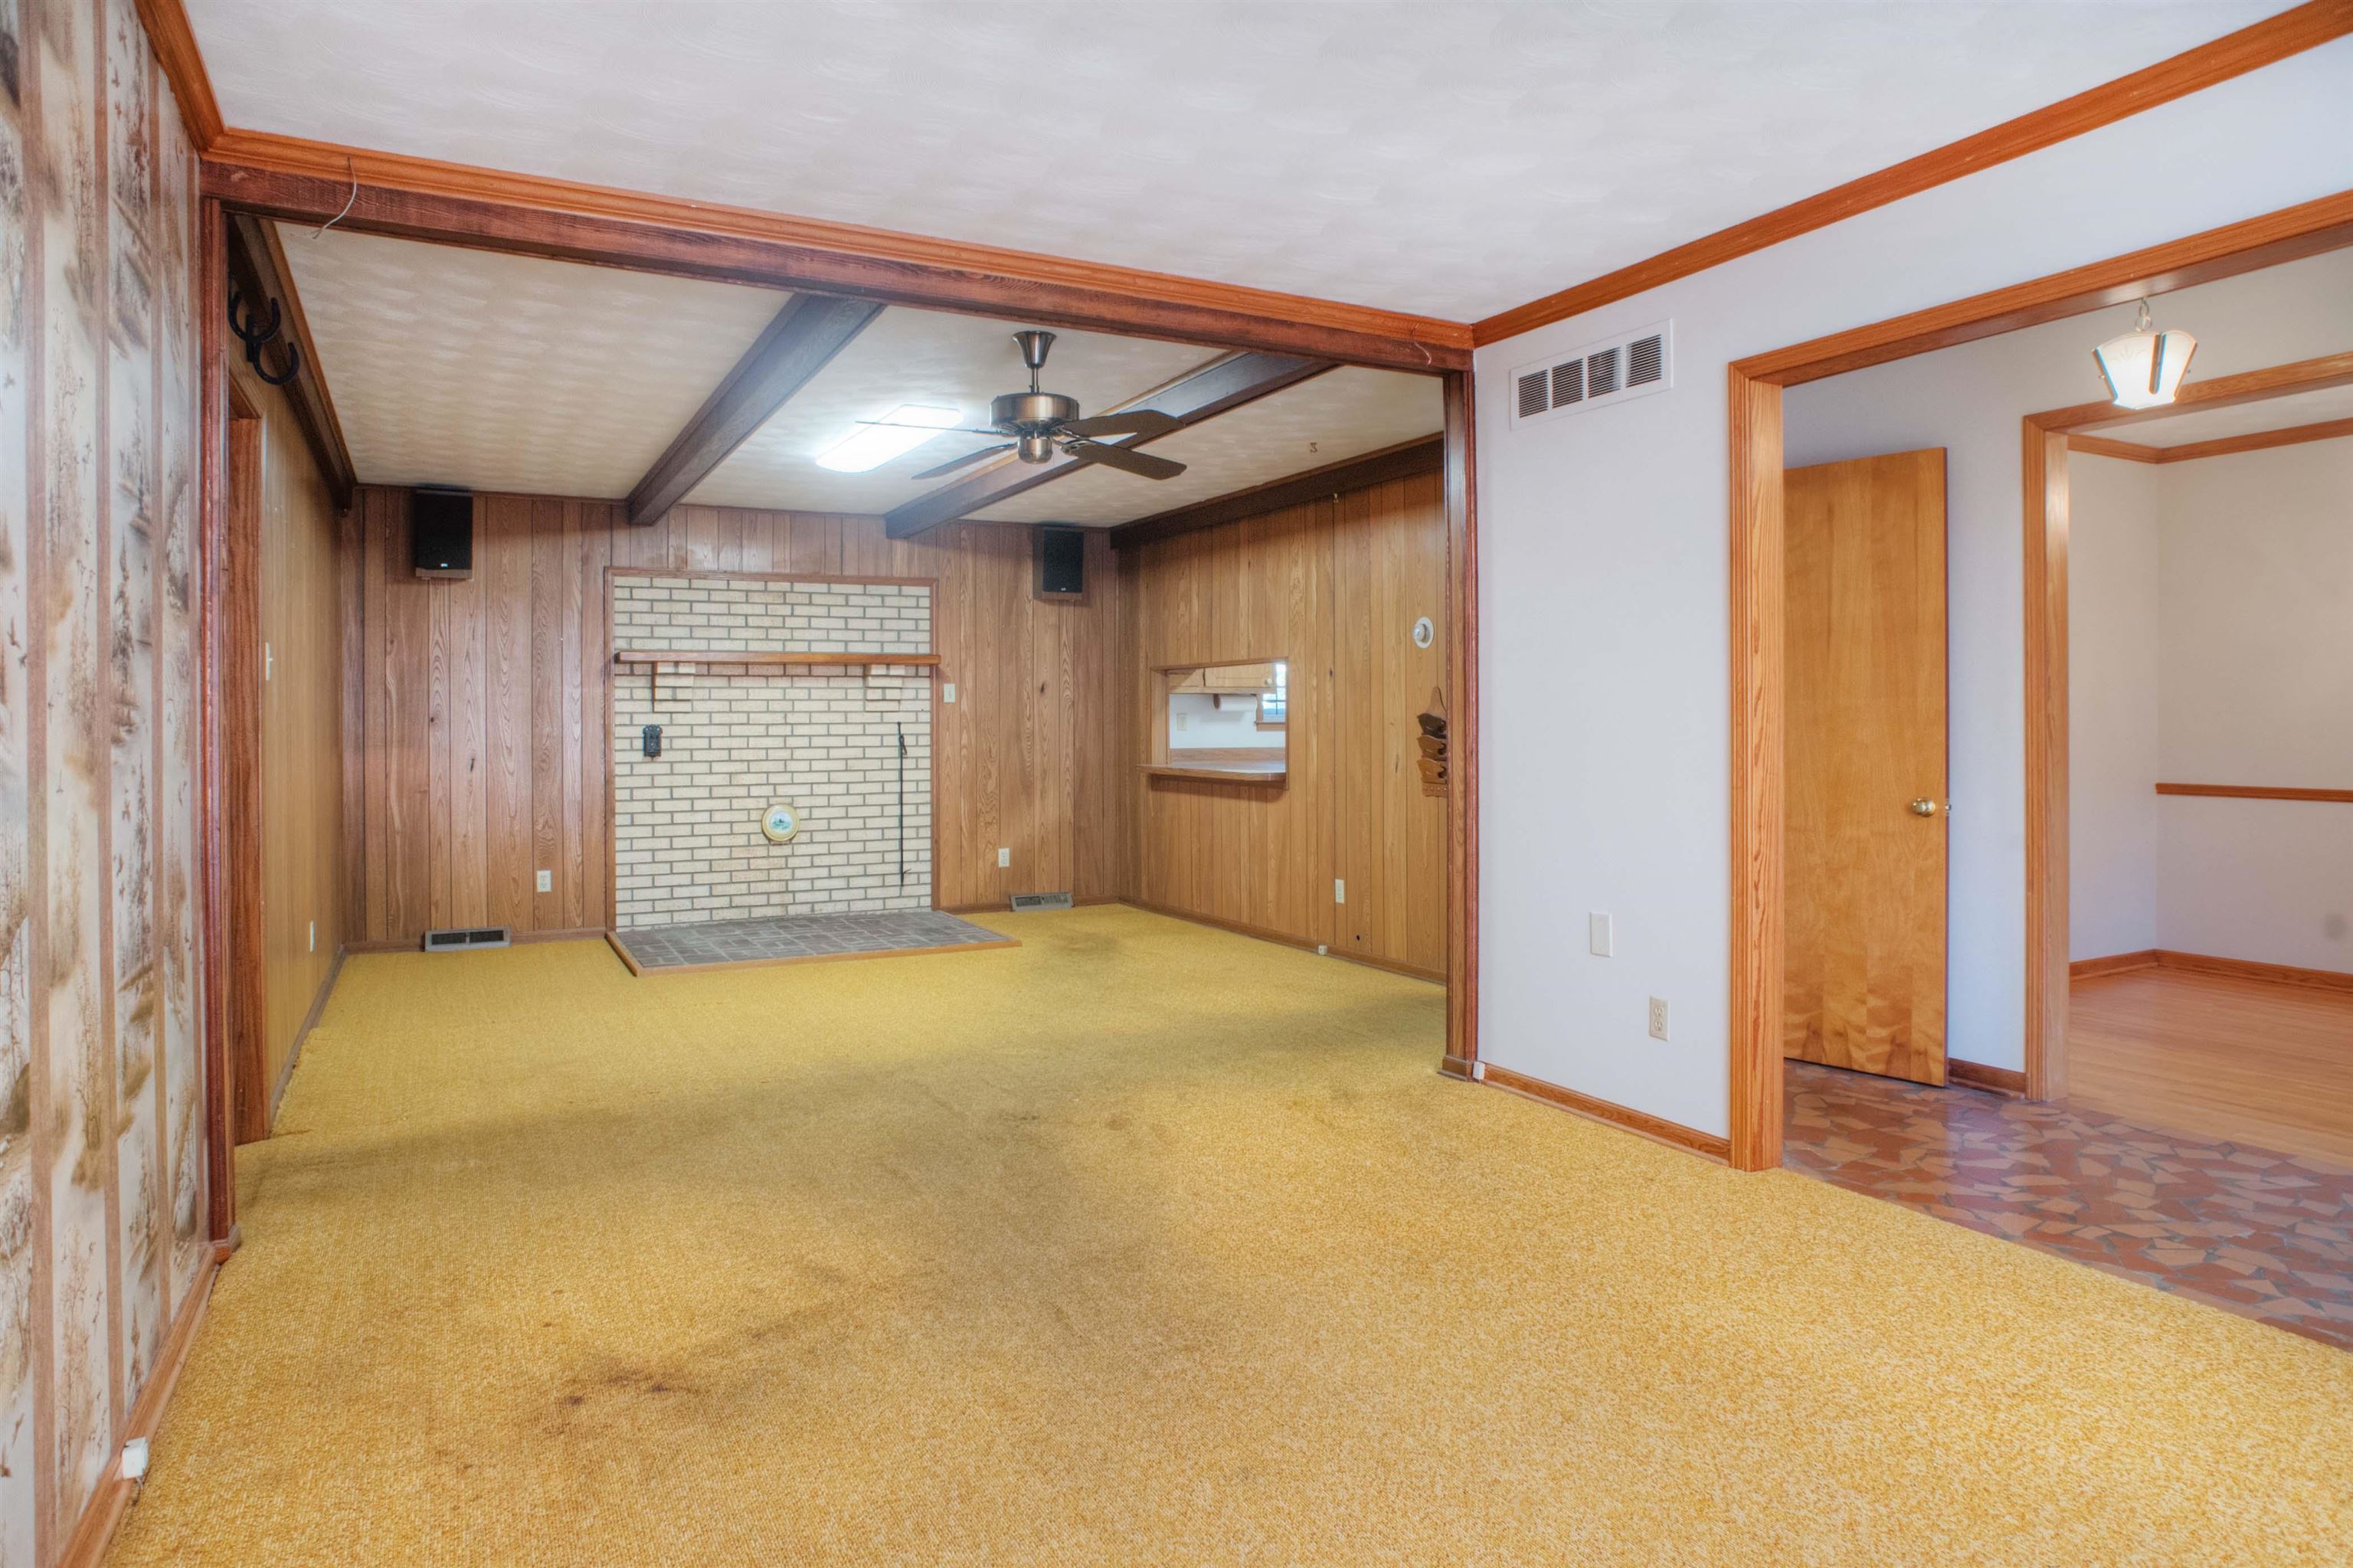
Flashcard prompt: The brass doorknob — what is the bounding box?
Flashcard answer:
[1909,798,1940,817]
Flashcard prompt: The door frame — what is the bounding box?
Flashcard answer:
[1724,188,2353,1173]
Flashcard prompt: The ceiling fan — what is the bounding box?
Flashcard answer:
[899,331,1188,483]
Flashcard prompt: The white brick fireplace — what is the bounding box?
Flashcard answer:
[609,571,933,928]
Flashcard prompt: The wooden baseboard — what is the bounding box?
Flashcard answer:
[1479,1063,1731,1163]
[55,1250,222,1568]
[2070,946,2353,993]
[2070,949,2160,979]
[1948,1058,2028,1098]
[1438,1053,1476,1081]
[266,945,347,1128]
[2151,948,2353,994]
[935,896,1121,915]
[1119,899,1448,986]
[344,926,609,955]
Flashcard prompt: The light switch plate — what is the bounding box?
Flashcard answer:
[943,683,956,703]
[1334,878,1346,905]
[997,846,1010,868]
[1589,912,1613,957]
[536,869,552,893]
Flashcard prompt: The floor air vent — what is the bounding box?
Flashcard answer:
[424,926,512,952]
[1010,892,1073,912]
[1508,319,1671,428]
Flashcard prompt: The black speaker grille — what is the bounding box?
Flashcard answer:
[1037,526,1085,596]
[411,487,473,574]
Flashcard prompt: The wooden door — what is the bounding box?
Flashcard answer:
[1784,449,1949,1085]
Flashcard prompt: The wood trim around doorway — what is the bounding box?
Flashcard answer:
[1723,188,2353,1173]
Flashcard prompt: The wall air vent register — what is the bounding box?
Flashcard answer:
[1510,321,1672,427]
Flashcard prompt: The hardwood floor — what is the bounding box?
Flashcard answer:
[2067,967,2353,1167]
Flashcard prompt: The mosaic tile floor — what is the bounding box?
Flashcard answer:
[1785,1061,2353,1350]
[613,908,1015,972]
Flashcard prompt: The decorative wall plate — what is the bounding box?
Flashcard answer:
[761,802,802,843]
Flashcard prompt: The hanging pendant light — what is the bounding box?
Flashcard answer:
[2093,300,2197,410]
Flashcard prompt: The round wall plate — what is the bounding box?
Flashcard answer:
[761,802,802,843]
[1412,615,1435,650]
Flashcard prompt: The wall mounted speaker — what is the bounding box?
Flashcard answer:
[1035,525,1085,600]
[411,486,473,579]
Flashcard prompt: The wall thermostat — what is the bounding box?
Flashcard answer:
[760,803,802,843]
[1412,615,1435,650]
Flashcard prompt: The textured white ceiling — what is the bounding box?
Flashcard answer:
[188,1,2283,321]
[278,225,784,496]
[971,368,1443,527]
[2115,382,2353,447]
[686,307,1212,512]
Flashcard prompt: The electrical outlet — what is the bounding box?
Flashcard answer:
[1173,712,1189,732]
[536,869,552,894]
[997,846,1010,868]
[1647,997,1670,1042]
[1334,878,1346,904]
[942,683,956,704]
[1589,912,1613,957]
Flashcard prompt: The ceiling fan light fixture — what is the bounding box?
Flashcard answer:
[2093,301,2196,411]
[816,404,963,472]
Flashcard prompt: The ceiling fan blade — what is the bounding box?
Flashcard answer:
[1058,409,1180,440]
[1065,439,1186,480]
[909,443,1014,480]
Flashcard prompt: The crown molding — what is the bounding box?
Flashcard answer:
[1472,0,2353,347]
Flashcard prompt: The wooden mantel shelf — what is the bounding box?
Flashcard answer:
[614,650,941,667]
[1141,761,1288,786]
[615,648,941,702]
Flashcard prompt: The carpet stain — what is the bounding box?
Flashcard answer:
[109,906,2352,1566]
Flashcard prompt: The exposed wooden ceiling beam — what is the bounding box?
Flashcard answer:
[1471,1,2353,346]
[883,352,1334,540]
[627,293,882,529]
[199,136,1468,373]
[224,214,355,509]
[1110,434,1442,550]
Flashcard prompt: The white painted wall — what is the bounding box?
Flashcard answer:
[2066,456,2163,961]
[1473,40,2353,1136]
[1168,690,1285,751]
[2154,440,2353,974]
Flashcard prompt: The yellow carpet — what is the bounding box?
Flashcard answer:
[113,906,2350,1566]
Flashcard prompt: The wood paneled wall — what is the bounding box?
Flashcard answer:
[230,355,345,1134]
[0,1,211,1558]
[341,495,1121,944]
[1118,471,1448,979]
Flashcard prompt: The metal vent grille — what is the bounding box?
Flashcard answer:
[424,926,512,952]
[1627,333,1664,388]
[1010,892,1073,912]
[1506,321,1672,429]
[1586,346,1621,398]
